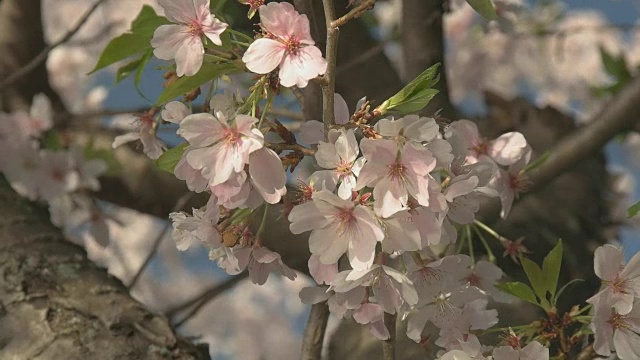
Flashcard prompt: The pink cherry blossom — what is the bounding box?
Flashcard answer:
[180,113,264,186]
[315,129,365,199]
[591,302,640,359]
[13,94,53,139]
[288,190,384,270]
[174,147,209,193]
[356,139,437,217]
[233,245,297,285]
[162,101,191,124]
[249,147,287,204]
[492,341,549,360]
[151,0,228,76]
[308,254,338,285]
[112,111,167,160]
[241,2,327,88]
[380,211,422,253]
[494,146,532,218]
[169,196,221,251]
[374,115,439,143]
[587,244,640,315]
[299,94,351,145]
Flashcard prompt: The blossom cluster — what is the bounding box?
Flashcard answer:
[0,95,110,245]
[588,245,640,359]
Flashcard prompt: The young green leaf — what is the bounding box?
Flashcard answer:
[600,46,631,83]
[378,63,440,115]
[156,143,189,173]
[116,55,146,83]
[89,5,168,74]
[466,0,499,21]
[156,63,237,105]
[542,240,563,299]
[520,256,546,301]
[495,282,538,306]
[628,201,640,218]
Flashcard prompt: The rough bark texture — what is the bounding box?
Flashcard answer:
[0,180,210,359]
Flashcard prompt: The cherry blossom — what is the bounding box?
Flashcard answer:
[374,115,440,143]
[241,2,327,88]
[151,0,228,76]
[314,129,365,199]
[112,110,167,160]
[299,94,350,145]
[249,147,287,204]
[233,245,297,285]
[169,196,221,251]
[288,190,384,270]
[492,341,549,360]
[13,93,53,139]
[591,302,640,360]
[587,244,640,315]
[356,139,437,217]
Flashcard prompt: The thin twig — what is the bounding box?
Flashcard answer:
[127,192,194,290]
[0,0,108,89]
[331,0,377,28]
[321,0,338,135]
[382,313,396,360]
[300,302,330,360]
[169,273,248,327]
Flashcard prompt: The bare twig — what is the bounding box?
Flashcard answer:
[169,273,248,327]
[331,0,376,28]
[382,313,396,360]
[127,192,194,290]
[300,302,330,360]
[0,0,108,89]
[321,0,338,135]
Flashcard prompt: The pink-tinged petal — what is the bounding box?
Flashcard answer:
[258,2,297,38]
[201,14,228,46]
[348,206,383,270]
[317,230,350,265]
[278,45,327,88]
[112,132,141,148]
[366,319,390,340]
[382,215,421,253]
[310,170,339,193]
[334,94,350,125]
[288,201,330,234]
[308,226,334,254]
[402,143,436,176]
[29,94,52,132]
[139,133,167,159]
[178,113,224,146]
[613,328,640,360]
[234,114,259,133]
[445,177,479,201]
[337,174,356,200]
[353,303,384,325]
[175,151,208,193]
[299,120,324,145]
[489,132,528,166]
[203,142,241,186]
[383,266,419,306]
[403,116,439,142]
[175,37,205,76]
[426,139,454,169]
[594,245,624,281]
[151,24,190,60]
[374,117,404,137]
[210,171,246,203]
[312,189,354,210]
[309,254,338,285]
[406,306,435,342]
[373,175,408,218]
[621,250,640,279]
[299,286,331,304]
[372,274,402,314]
[162,101,191,124]
[291,11,314,43]
[249,148,287,204]
[335,129,358,163]
[242,38,285,74]
[359,138,397,163]
[315,142,340,169]
[354,162,385,190]
[158,0,197,23]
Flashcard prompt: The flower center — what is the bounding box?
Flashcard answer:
[224,128,241,145]
[466,272,481,286]
[336,160,352,176]
[248,0,265,8]
[188,19,204,37]
[283,35,302,55]
[296,180,314,203]
[608,313,631,330]
[388,161,405,181]
[509,173,529,193]
[610,276,629,294]
[471,140,489,157]
[334,208,356,234]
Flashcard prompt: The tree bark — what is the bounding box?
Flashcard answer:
[0,179,210,359]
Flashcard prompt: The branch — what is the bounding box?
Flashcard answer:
[382,313,396,360]
[331,0,376,28]
[169,273,248,327]
[0,0,108,90]
[300,302,330,360]
[127,192,194,290]
[481,75,640,221]
[321,0,338,133]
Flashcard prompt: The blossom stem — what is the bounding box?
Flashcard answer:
[227,29,254,43]
[466,226,475,264]
[256,203,270,244]
[473,219,502,241]
[382,312,396,360]
[472,224,496,263]
[331,0,377,28]
[321,0,338,137]
[258,95,274,129]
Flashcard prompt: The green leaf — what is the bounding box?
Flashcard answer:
[89,5,168,74]
[379,63,441,115]
[522,151,550,173]
[629,201,640,218]
[156,62,237,105]
[466,0,499,20]
[600,46,631,82]
[156,143,189,173]
[542,240,563,299]
[520,256,546,301]
[116,55,146,83]
[495,282,538,305]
